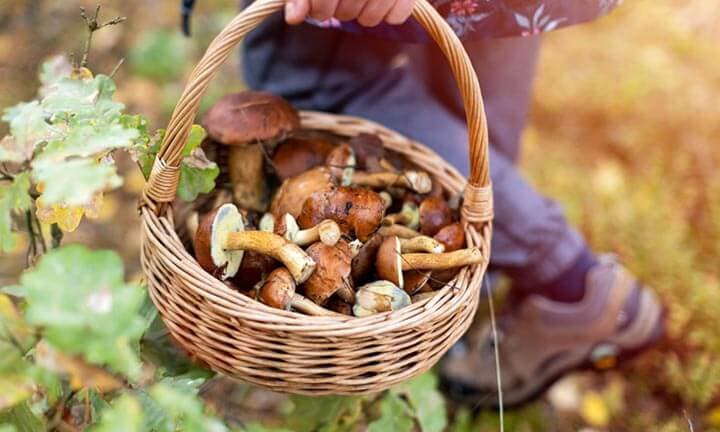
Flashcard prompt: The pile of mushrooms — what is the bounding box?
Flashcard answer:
[190,91,484,317]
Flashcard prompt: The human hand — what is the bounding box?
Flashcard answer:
[285,0,415,27]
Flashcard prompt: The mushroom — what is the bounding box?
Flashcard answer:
[379,191,393,209]
[378,224,421,239]
[430,222,467,289]
[411,291,439,303]
[230,251,278,290]
[325,143,356,186]
[350,234,383,284]
[352,281,411,317]
[376,236,404,288]
[194,203,315,283]
[347,133,387,172]
[399,236,445,254]
[298,187,385,242]
[203,91,300,212]
[351,170,432,194]
[301,240,355,305]
[418,196,454,237]
[403,270,432,295]
[383,202,419,230]
[326,296,353,316]
[401,247,484,271]
[259,268,340,316]
[272,137,335,181]
[264,213,341,247]
[433,222,466,252]
[270,167,335,219]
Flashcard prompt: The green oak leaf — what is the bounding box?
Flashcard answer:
[367,392,414,432]
[32,158,122,206]
[17,245,146,379]
[92,393,144,432]
[286,396,363,432]
[1,102,56,163]
[393,372,448,432]
[37,123,138,163]
[0,401,45,432]
[177,148,219,202]
[0,173,32,252]
[149,382,228,432]
[42,75,124,125]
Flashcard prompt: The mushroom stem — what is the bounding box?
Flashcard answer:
[292,219,341,247]
[379,191,393,209]
[401,247,484,271]
[291,294,343,317]
[228,145,269,212]
[351,170,432,194]
[399,236,445,254]
[382,202,419,229]
[335,285,356,305]
[378,224,421,239]
[223,231,316,283]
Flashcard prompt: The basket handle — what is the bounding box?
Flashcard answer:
[142,0,493,224]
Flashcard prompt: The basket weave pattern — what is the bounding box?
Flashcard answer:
[140,0,493,395]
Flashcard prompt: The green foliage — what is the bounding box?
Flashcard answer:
[92,394,144,432]
[14,245,146,379]
[393,372,447,432]
[134,124,219,202]
[0,173,31,252]
[367,393,414,432]
[129,31,188,83]
[148,381,228,432]
[286,395,363,432]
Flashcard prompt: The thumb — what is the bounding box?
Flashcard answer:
[285,0,310,25]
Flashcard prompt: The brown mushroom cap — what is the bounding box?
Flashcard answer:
[272,137,335,181]
[301,240,353,305]
[202,91,300,146]
[194,204,245,280]
[325,143,356,186]
[258,267,296,310]
[376,236,404,289]
[298,187,385,242]
[403,270,431,295]
[270,167,335,219]
[230,251,278,290]
[326,297,353,316]
[351,234,384,284]
[348,133,385,172]
[433,222,466,252]
[419,196,454,237]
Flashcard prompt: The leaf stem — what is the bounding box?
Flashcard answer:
[25,210,37,263]
[33,211,47,254]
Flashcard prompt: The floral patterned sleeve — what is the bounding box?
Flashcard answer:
[308,0,623,41]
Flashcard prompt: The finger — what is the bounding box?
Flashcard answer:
[335,0,367,21]
[285,0,310,25]
[358,0,395,27]
[385,0,415,25]
[309,0,339,21]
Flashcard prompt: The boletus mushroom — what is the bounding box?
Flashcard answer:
[203,91,300,212]
[351,170,432,194]
[298,187,385,242]
[272,137,335,181]
[348,133,387,172]
[353,281,411,317]
[350,234,383,285]
[376,236,404,288]
[403,270,432,295]
[325,143,356,186]
[430,222,467,289]
[418,196,454,237]
[399,236,445,254]
[259,268,339,316]
[194,203,315,283]
[378,224,421,239]
[270,167,335,219]
[301,240,355,305]
[230,251,278,290]
[262,213,341,247]
[383,202,420,230]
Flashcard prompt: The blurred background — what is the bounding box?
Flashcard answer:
[0,0,719,430]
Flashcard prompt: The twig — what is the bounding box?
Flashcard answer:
[484,276,504,432]
[33,212,47,254]
[51,224,63,249]
[25,210,37,263]
[109,57,125,78]
[78,5,127,68]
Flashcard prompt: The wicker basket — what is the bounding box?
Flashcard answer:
[140,0,494,395]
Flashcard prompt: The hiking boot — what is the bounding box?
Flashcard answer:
[440,255,665,408]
